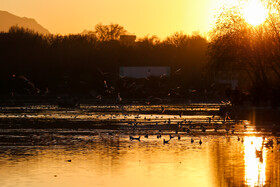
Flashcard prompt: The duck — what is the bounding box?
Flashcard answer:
[108,132,113,136]
[199,139,202,145]
[144,134,149,138]
[178,135,181,140]
[170,135,174,139]
[163,139,170,144]
[130,136,140,141]
[191,138,194,143]
[202,126,206,132]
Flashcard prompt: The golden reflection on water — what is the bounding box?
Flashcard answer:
[244,136,266,187]
[0,135,280,187]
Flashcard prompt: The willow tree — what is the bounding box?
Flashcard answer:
[208,1,280,91]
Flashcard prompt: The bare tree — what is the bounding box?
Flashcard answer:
[164,32,189,47]
[94,23,127,41]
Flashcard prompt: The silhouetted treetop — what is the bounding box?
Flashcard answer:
[94,23,127,41]
[164,32,189,47]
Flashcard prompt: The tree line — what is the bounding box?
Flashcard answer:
[0,24,209,100]
[2,6,280,105]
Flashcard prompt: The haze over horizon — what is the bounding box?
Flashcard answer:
[1,0,225,38]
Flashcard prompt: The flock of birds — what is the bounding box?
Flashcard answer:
[1,100,279,152]
[96,129,280,165]
[102,129,280,151]
[129,133,203,145]
[94,66,204,104]
[100,116,259,146]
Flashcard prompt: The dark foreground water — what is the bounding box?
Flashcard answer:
[0,104,279,187]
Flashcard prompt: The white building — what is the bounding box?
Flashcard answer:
[120,66,170,79]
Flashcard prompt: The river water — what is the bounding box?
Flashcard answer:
[0,104,279,187]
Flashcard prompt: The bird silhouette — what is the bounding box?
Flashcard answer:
[202,126,206,132]
[175,68,182,74]
[161,106,165,113]
[130,136,140,141]
[163,139,170,144]
[97,67,109,76]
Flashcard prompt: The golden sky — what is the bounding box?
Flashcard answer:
[2,0,224,38]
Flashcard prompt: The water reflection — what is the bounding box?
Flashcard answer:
[244,137,266,186]
[0,135,279,187]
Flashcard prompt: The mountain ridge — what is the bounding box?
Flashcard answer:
[0,10,50,35]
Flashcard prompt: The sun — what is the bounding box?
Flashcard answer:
[242,0,268,26]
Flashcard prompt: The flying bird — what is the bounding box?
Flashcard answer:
[175,68,182,74]
[97,67,109,76]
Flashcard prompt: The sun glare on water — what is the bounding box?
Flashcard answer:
[242,0,268,26]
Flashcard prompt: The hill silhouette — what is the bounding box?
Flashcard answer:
[0,10,50,35]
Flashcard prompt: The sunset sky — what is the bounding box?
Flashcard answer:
[1,0,232,38]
